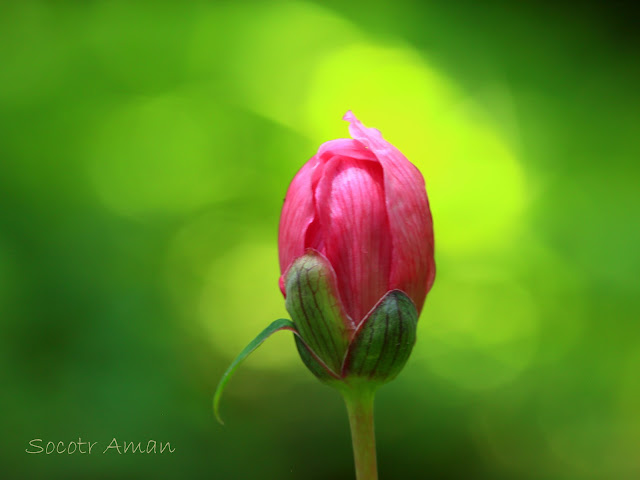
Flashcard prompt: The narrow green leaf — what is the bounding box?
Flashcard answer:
[213,318,296,425]
[342,290,418,383]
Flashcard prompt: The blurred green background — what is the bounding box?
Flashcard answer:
[1,0,638,479]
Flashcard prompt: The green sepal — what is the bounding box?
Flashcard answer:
[342,290,418,384]
[294,335,341,384]
[213,318,296,425]
[285,251,353,376]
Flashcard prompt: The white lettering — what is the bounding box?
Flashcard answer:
[102,438,122,454]
[26,439,43,454]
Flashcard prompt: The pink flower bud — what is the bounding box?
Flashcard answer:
[279,112,435,328]
[213,113,436,419]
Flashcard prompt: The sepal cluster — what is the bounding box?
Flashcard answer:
[286,252,418,387]
[213,252,419,423]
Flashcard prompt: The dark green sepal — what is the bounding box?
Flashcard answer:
[294,335,341,383]
[342,290,418,383]
[285,251,353,375]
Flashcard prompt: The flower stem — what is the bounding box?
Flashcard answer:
[342,387,378,480]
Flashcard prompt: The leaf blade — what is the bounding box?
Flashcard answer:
[213,318,296,425]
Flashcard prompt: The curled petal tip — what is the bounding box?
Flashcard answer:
[342,111,383,148]
[342,110,357,122]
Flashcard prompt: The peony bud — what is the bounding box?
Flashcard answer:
[279,112,435,385]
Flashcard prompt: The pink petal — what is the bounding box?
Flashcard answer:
[278,156,321,294]
[343,111,435,312]
[313,155,392,324]
[317,138,378,163]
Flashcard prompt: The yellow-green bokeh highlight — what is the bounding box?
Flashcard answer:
[304,43,528,256]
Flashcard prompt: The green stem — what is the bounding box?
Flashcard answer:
[342,387,378,480]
